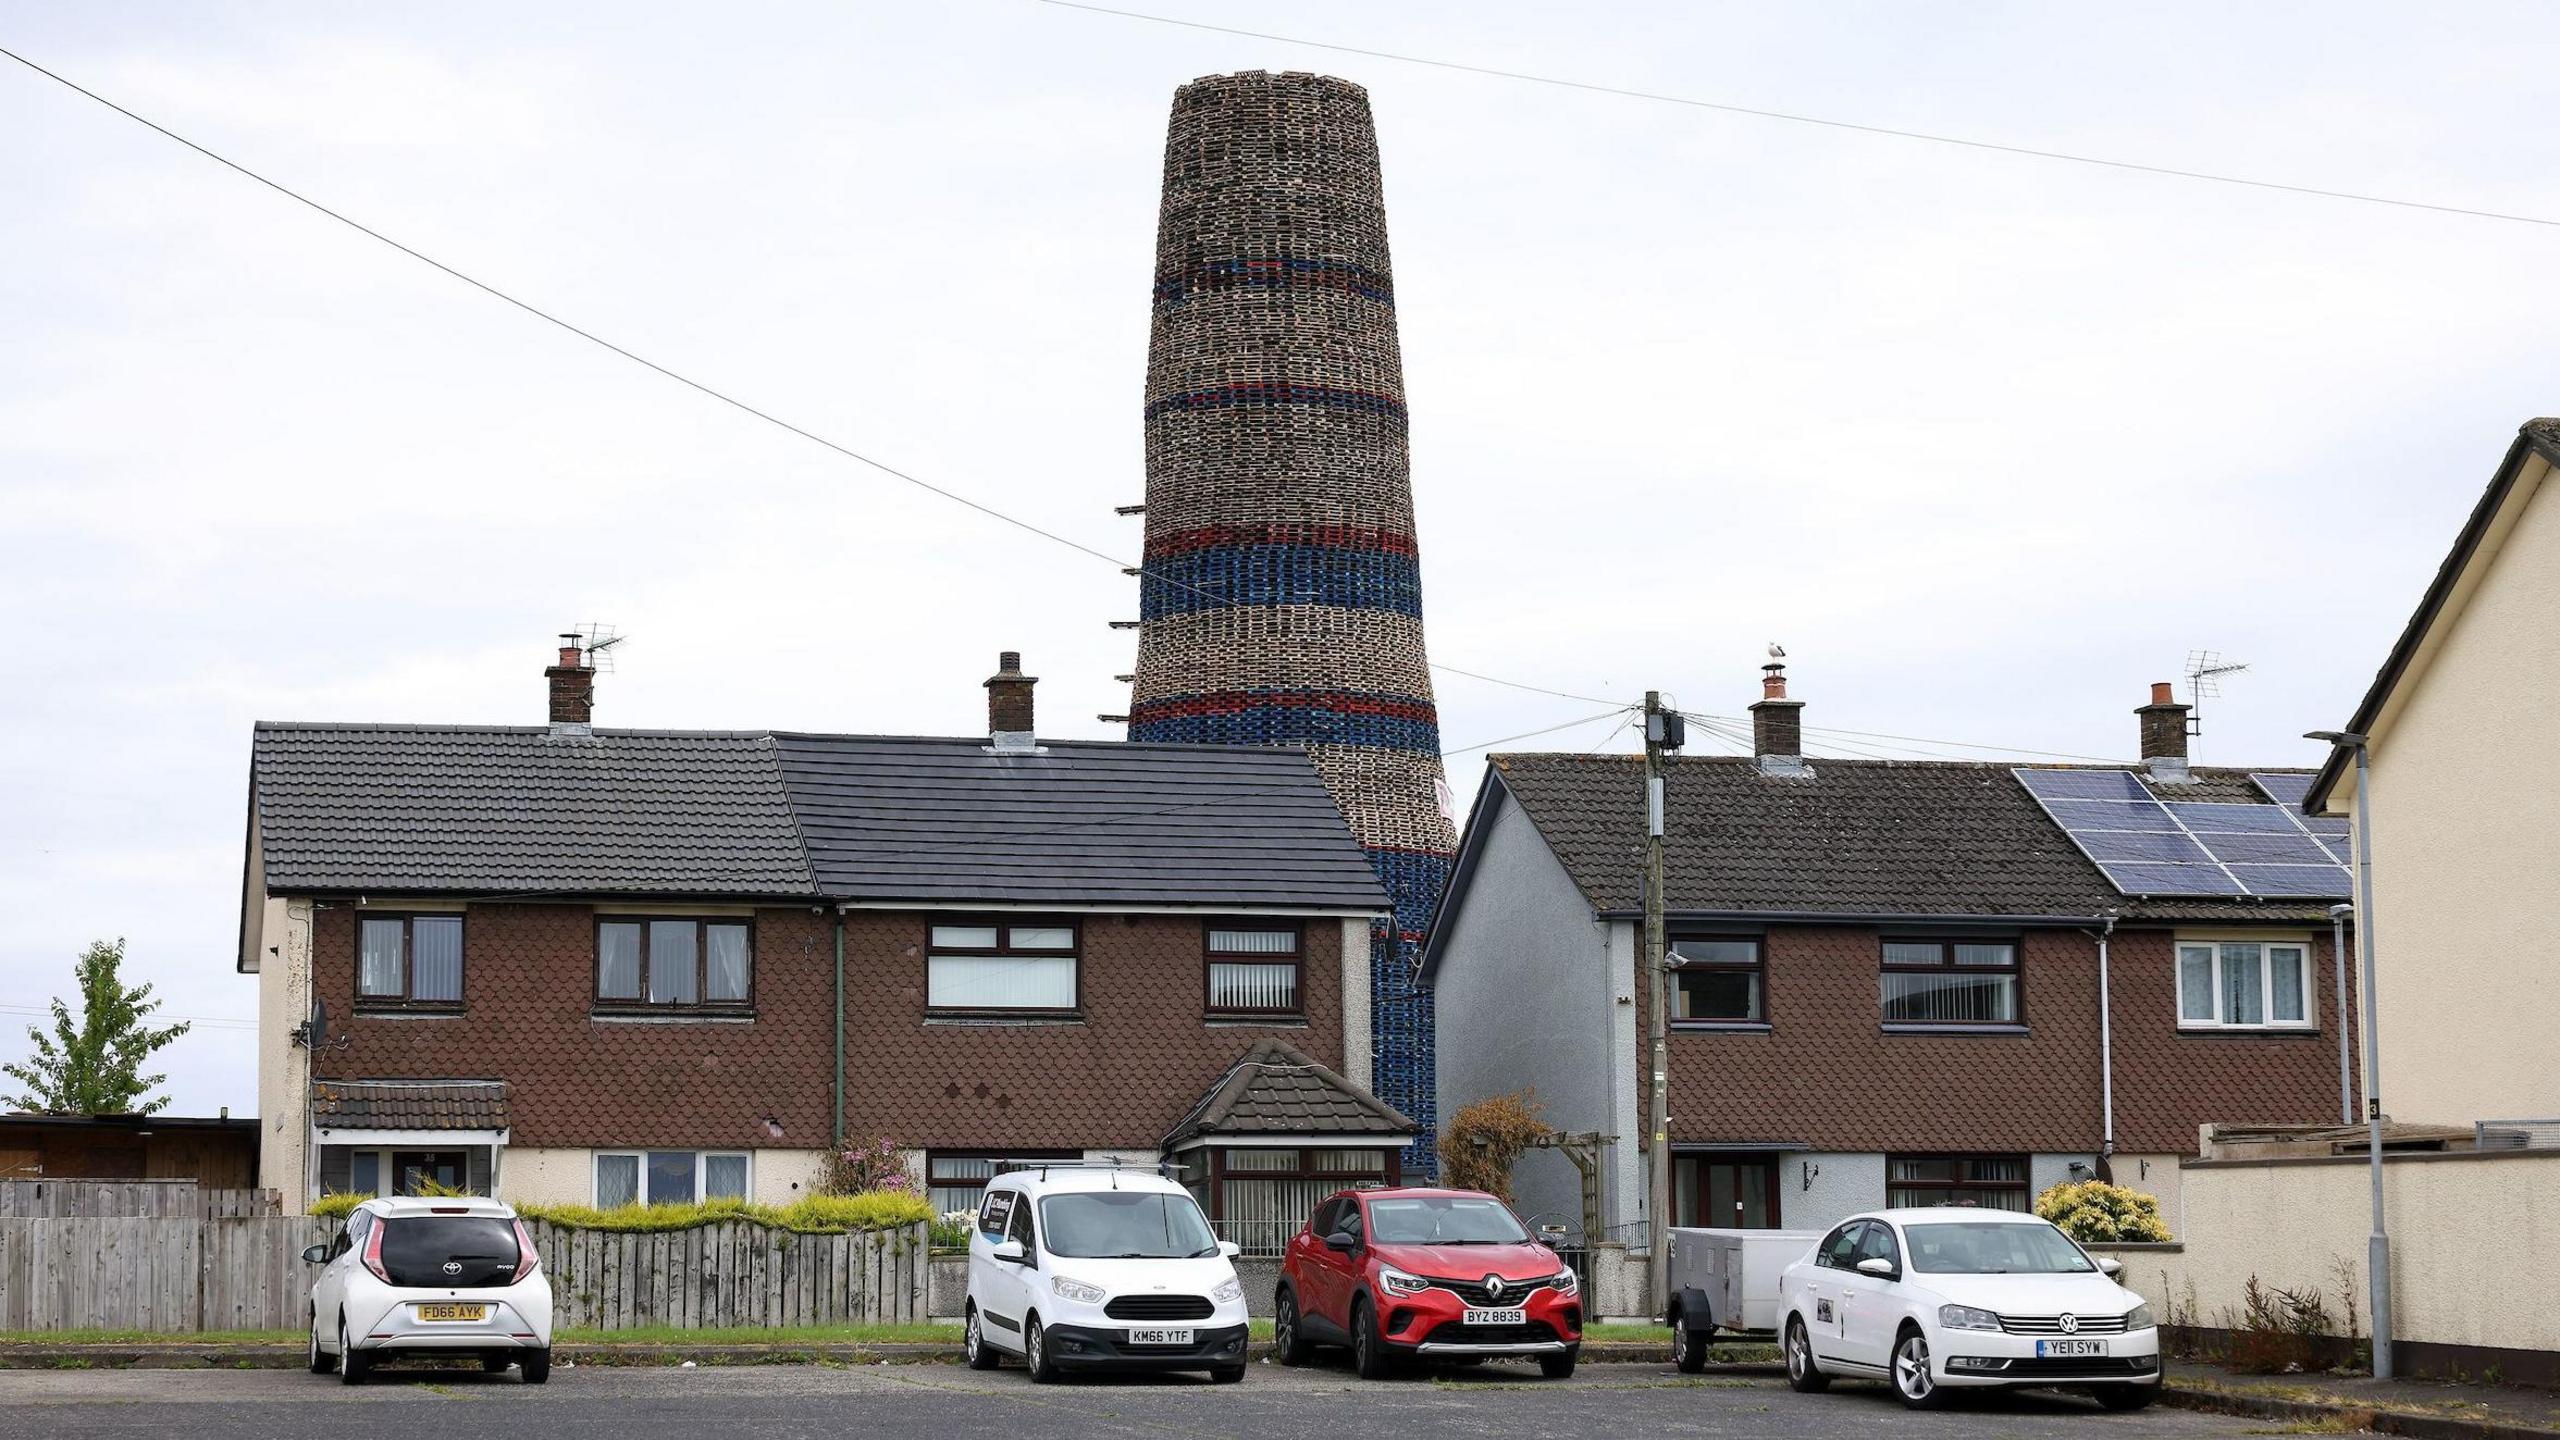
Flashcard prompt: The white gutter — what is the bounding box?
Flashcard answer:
[2094,912,2119,1164]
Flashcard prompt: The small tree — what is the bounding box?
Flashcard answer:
[2,939,192,1116]
[1441,1090,1551,1202]
[2034,1178,2171,1243]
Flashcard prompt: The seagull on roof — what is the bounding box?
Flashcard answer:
[1767,643,1786,659]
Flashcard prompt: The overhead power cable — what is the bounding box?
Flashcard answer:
[0,43,1640,713]
[1032,0,2560,232]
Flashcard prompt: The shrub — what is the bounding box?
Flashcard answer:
[2227,1274,2339,1374]
[1441,1091,1551,1203]
[309,1192,371,1220]
[784,1191,932,1232]
[818,1136,917,1197]
[2034,1179,2171,1243]
[511,1189,931,1235]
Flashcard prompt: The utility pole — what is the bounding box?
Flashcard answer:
[1643,690,1676,1317]
[2309,729,2390,1380]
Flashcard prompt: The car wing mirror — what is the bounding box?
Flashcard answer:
[2096,1257,2123,1277]
[1854,1257,1898,1279]
[301,1243,331,1264]
[1217,1239,1242,1259]
[990,1239,1027,1264]
[1324,1231,1358,1254]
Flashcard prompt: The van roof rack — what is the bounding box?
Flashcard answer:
[991,1156,1185,1180]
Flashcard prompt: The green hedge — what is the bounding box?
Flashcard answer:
[2035,1179,2172,1243]
[306,1189,933,1235]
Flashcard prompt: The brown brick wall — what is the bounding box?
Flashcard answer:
[1644,924,2354,1156]
[840,912,1342,1149]
[309,904,1342,1152]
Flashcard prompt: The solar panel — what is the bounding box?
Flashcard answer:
[2015,768,2354,899]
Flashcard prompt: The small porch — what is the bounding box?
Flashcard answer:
[310,1079,509,1201]
[1161,1038,1414,1257]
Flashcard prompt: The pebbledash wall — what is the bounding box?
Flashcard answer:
[1127,71,1455,1172]
[273,902,1365,1209]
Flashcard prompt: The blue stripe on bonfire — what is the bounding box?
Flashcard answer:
[1140,544,1423,620]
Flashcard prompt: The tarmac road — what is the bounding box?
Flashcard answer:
[0,1358,2294,1439]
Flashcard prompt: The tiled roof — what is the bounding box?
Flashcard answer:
[252,725,812,896]
[1481,754,2338,926]
[250,724,1387,912]
[311,1080,509,1132]
[1164,1039,1414,1146]
[774,735,1387,911]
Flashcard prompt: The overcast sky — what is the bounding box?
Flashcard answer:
[5,1,2555,1117]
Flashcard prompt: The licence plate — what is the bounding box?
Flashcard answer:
[1463,1307,1527,1327]
[1126,1327,1193,1346]
[2036,1338,2107,1357]
[414,1303,489,1323]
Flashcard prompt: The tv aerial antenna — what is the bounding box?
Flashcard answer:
[2184,650,2250,741]
[571,623,628,672]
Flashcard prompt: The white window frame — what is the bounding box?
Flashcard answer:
[2176,938,2315,1031]
[592,1149,753,1206]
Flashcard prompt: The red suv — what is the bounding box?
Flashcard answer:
[1274,1186,1582,1379]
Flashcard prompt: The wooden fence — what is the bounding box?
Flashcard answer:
[0,1180,281,1219]
[0,1215,927,1333]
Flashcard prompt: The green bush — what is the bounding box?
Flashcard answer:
[309,1192,372,1220]
[513,1189,930,1235]
[2035,1179,2171,1243]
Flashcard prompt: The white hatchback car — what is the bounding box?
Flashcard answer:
[1776,1208,2159,1410]
[303,1196,553,1383]
[961,1160,1250,1383]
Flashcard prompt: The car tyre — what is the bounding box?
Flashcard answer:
[306,1315,332,1375]
[519,1348,550,1385]
[1891,1327,1947,1410]
[1539,1347,1578,1381]
[1670,1303,1708,1374]
[964,1305,1003,1370]
[2094,1383,2158,1411]
[336,1319,368,1385]
[1784,1317,1829,1394]
[1272,1288,1313,1367]
[1025,1314,1061,1385]
[1350,1297,1395,1380]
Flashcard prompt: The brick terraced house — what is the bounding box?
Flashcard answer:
[1422,664,2361,1244]
[240,642,1411,1231]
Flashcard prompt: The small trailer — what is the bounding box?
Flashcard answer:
[1662,1227,1821,1372]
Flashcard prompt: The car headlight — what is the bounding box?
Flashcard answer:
[1378,1265,1430,1298]
[2126,1302,2155,1330]
[1049,1275,1107,1305]
[1549,1269,1580,1296]
[1938,1304,2002,1332]
[1210,1276,1243,1304]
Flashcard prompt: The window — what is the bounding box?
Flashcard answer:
[926,921,1079,1012]
[1854,1219,1903,1271]
[1817,1222,1863,1269]
[978,1189,1017,1240]
[334,1148,473,1197]
[1206,923,1303,1014]
[595,918,753,1011]
[1198,1146,1396,1257]
[355,914,464,1008]
[1880,938,2020,1026]
[1670,936,1765,1023]
[593,1150,750,1206]
[926,1151,1076,1216]
[1886,1154,2030,1212]
[2178,940,2313,1029]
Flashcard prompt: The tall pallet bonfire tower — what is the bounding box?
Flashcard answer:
[1127,71,1453,1171]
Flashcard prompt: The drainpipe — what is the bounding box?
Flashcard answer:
[2094,913,2118,1176]
[832,907,846,1148]
[2328,904,2355,1126]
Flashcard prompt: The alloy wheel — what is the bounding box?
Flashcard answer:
[1896,1334,1933,1402]
[1276,1298,1295,1352]
[966,1312,980,1362]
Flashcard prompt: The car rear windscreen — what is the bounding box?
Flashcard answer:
[379,1216,520,1288]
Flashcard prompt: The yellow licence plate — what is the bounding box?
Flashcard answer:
[415,1303,489,1323]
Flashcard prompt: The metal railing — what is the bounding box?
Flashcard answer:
[1211,1219,1300,1259]
[2476,1119,2560,1151]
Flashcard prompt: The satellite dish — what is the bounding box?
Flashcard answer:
[304,997,329,1050]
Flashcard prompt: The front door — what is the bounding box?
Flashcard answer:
[1836,1220,1907,1368]
[1677,1153,1780,1228]
[390,1150,466,1196]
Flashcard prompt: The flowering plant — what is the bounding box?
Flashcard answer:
[819,1135,916,1197]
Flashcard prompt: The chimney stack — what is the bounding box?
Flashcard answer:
[985,651,1037,751]
[1752,662,1807,776]
[2137,681,2191,783]
[545,634,594,731]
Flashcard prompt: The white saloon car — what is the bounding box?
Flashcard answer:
[303,1196,553,1383]
[1776,1208,2159,1410]
[962,1160,1250,1383]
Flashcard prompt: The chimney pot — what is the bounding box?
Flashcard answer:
[985,651,1038,749]
[2150,680,2174,705]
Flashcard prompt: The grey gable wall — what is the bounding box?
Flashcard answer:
[1431,784,1623,1236]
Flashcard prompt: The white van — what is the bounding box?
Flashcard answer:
[961,1159,1250,1383]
